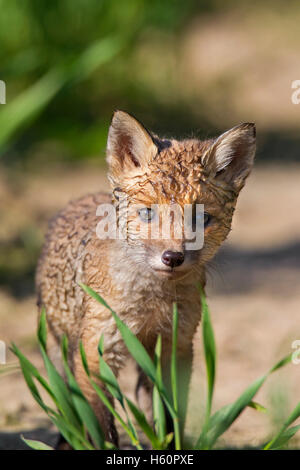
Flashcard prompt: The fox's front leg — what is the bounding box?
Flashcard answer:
[136,366,154,425]
[136,341,194,446]
[73,313,127,447]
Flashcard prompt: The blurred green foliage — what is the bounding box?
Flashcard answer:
[0,0,210,166]
[1,0,299,168]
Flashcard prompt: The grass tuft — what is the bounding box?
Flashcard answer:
[11,284,300,450]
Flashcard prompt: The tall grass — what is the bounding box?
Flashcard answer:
[11,284,300,450]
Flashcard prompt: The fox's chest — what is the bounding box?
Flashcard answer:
[105,255,203,353]
[115,283,202,354]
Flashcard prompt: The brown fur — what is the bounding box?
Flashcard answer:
[36,111,256,446]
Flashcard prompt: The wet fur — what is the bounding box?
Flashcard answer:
[36,111,256,446]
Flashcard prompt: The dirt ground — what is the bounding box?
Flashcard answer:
[0,163,299,449]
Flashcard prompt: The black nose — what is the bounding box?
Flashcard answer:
[161,250,184,268]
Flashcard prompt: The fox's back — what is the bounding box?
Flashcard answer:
[36,191,112,342]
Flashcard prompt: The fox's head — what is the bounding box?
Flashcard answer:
[106,111,255,281]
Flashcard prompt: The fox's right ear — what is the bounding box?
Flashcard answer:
[106,111,157,179]
[201,123,256,191]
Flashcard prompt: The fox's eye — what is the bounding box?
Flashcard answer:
[204,212,211,227]
[192,209,211,230]
[138,207,155,222]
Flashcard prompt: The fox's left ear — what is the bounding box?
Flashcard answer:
[202,123,256,191]
[106,111,158,180]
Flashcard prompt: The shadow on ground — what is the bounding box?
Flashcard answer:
[0,428,58,450]
[207,239,300,296]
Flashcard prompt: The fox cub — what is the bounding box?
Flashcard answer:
[36,111,256,445]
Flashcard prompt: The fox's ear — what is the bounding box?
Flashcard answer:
[106,111,157,177]
[202,123,256,190]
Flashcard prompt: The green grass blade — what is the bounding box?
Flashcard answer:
[269,353,293,373]
[11,343,91,449]
[198,285,216,427]
[282,401,300,429]
[51,414,94,450]
[125,398,162,449]
[80,283,177,421]
[248,401,267,413]
[11,343,57,414]
[97,337,124,406]
[80,284,157,383]
[37,321,82,429]
[196,375,266,449]
[265,424,300,450]
[264,401,300,450]
[153,335,166,443]
[162,433,175,448]
[61,335,105,449]
[97,337,139,443]
[81,336,139,444]
[89,379,141,449]
[196,352,293,449]
[12,341,94,449]
[79,340,90,376]
[21,437,54,450]
[171,303,181,450]
[79,338,140,447]
[38,308,47,350]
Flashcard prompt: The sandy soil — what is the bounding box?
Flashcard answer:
[0,163,299,449]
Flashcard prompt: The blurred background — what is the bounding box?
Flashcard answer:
[0,0,299,449]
